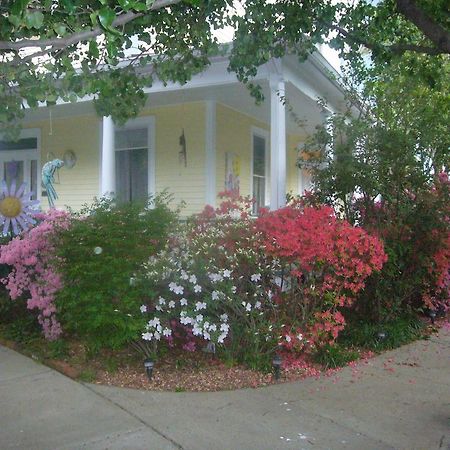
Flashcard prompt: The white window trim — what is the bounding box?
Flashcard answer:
[114,116,156,198]
[250,126,270,210]
[0,128,41,202]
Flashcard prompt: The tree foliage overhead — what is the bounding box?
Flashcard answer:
[0,0,449,136]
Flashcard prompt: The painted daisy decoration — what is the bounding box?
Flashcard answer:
[0,179,40,236]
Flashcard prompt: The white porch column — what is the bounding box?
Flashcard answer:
[270,77,287,210]
[101,116,115,197]
[205,100,216,206]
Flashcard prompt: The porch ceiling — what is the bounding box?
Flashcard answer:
[22,79,323,136]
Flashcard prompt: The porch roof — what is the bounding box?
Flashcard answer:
[22,51,349,136]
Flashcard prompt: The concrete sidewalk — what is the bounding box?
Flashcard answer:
[1,329,449,450]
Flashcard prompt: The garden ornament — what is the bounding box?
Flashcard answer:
[179,129,187,167]
[0,179,39,236]
[42,159,64,208]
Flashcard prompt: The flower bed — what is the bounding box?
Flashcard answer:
[0,189,447,388]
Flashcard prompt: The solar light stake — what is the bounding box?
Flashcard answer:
[144,358,154,381]
[377,331,387,341]
[273,354,283,381]
[428,310,436,324]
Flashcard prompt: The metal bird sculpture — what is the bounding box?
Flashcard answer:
[41,159,64,208]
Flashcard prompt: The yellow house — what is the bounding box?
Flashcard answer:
[0,52,345,216]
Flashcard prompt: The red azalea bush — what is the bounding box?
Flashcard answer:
[354,172,450,319]
[257,204,387,351]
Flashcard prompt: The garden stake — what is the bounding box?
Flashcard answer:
[273,354,282,381]
[144,359,154,381]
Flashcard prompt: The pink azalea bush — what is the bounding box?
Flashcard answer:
[0,210,70,340]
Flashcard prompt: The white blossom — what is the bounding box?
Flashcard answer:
[229,209,241,220]
[142,332,153,341]
[194,284,202,293]
[181,270,189,280]
[180,298,188,306]
[147,317,160,328]
[196,314,204,322]
[174,285,184,295]
[163,328,172,337]
[222,269,232,278]
[154,331,161,340]
[209,273,223,283]
[231,286,237,294]
[255,301,262,309]
[297,334,303,341]
[220,313,228,322]
[180,316,193,325]
[168,300,176,309]
[158,297,166,305]
[251,273,261,282]
[140,305,147,313]
[189,274,197,284]
[285,335,292,343]
[220,323,230,333]
[195,301,207,311]
[211,291,220,300]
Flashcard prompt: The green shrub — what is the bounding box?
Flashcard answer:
[338,315,426,351]
[312,343,359,369]
[53,194,177,351]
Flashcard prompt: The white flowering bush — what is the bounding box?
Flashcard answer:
[135,192,283,369]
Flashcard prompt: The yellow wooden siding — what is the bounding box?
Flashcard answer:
[23,103,206,216]
[24,115,100,211]
[216,103,268,201]
[21,101,305,214]
[140,102,206,217]
[216,103,306,205]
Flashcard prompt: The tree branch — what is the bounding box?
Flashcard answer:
[330,23,447,57]
[0,0,183,51]
[395,0,450,54]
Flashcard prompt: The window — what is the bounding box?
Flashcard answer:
[114,127,148,203]
[0,131,40,200]
[252,130,268,214]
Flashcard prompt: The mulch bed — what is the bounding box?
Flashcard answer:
[1,319,446,392]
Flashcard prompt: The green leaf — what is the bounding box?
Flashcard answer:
[7,15,22,28]
[60,0,76,14]
[98,8,116,30]
[89,40,100,59]
[25,11,44,29]
[132,2,147,12]
[11,0,30,16]
[118,0,133,10]
[53,23,67,36]
[89,12,98,27]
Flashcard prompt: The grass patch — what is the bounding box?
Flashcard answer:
[78,368,97,383]
[312,343,360,369]
[339,314,426,352]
